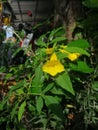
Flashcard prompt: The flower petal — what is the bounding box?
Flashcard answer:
[68,53,80,61]
[42,53,65,76]
[50,53,58,61]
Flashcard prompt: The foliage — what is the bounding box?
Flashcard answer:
[83,0,98,8]
[0,25,95,130]
[0,1,98,130]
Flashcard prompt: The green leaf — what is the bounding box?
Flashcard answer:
[69,61,94,73]
[16,88,24,94]
[11,102,19,120]
[50,36,66,44]
[45,95,64,120]
[12,47,23,58]
[50,87,65,95]
[83,0,98,8]
[92,81,98,91]
[57,51,68,60]
[32,23,43,30]
[9,80,24,92]
[35,64,43,82]
[43,83,54,94]
[36,34,46,47]
[0,96,8,110]
[5,73,13,81]
[65,47,90,56]
[67,39,90,49]
[27,103,36,112]
[0,117,6,123]
[0,67,6,72]
[30,87,42,94]
[55,72,75,95]
[18,101,26,122]
[49,27,63,38]
[32,64,44,87]
[36,96,43,114]
[54,28,65,37]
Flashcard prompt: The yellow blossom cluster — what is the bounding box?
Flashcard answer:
[59,46,80,61]
[42,46,80,76]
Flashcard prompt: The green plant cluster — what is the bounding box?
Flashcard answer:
[0,0,98,130]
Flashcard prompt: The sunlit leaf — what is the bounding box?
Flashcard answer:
[69,61,94,73]
[55,72,75,95]
[65,47,90,56]
[11,102,19,120]
[50,36,66,44]
[67,39,90,49]
[18,101,26,122]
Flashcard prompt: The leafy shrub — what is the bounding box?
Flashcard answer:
[0,26,95,130]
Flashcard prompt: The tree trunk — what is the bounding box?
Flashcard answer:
[54,0,84,42]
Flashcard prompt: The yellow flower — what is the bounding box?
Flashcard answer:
[59,49,69,54]
[46,48,53,54]
[59,45,70,54]
[42,53,65,76]
[59,46,80,61]
[68,53,80,61]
